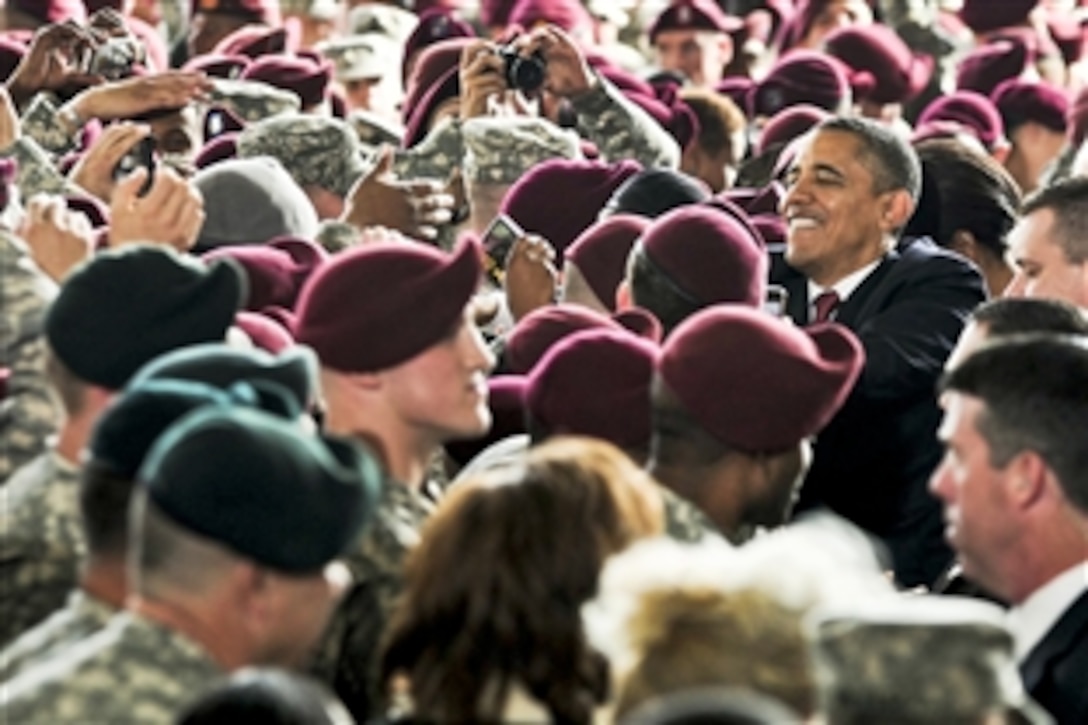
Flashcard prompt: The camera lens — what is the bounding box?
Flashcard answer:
[502,49,546,94]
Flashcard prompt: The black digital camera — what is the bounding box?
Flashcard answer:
[495,46,547,94]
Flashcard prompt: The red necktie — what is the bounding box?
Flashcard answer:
[812,290,840,323]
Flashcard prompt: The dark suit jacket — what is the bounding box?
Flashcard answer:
[1021,590,1088,724]
[771,238,987,587]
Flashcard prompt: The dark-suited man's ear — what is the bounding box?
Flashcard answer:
[880,189,916,232]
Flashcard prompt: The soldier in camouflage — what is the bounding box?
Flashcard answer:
[294,239,494,720]
[3,403,380,723]
[648,306,864,546]
[0,246,244,646]
[0,232,60,483]
[392,24,679,187]
[236,113,370,218]
[1,373,295,682]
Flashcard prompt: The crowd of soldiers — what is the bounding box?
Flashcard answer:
[2,0,1088,722]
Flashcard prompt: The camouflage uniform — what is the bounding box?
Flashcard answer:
[0,137,69,199]
[461,116,582,186]
[0,450,84,648]
[0,232,60,482]
[3,612,223,723]
[20,94,80,157]
[208,79,302,123]
[237,114,370,197]
[392,74,680,184]
[0,590,115,682]
[309,477,436,722]
[569,76,681,170]
[316,220,364,254]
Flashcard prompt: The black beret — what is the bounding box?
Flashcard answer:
[139,406,382,572]
[91,379,275,479]
[128,342,318,411]
[45,246,246,390]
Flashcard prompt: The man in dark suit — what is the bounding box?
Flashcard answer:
[931,336,1088,723]
[774,116,986,587]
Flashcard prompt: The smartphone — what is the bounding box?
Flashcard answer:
[481,213,524,286]
[764,284,789,318]
[113,136,156,197]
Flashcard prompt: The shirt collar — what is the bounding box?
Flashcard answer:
[806,259,882,317]
[1006,561,1088,662]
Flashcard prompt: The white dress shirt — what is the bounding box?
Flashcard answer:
[1006,561,1088,663]
[807,260,881,323]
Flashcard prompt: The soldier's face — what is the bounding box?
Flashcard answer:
[929,393,1020,600]
[654,29,731,88]
[380,305,496,445]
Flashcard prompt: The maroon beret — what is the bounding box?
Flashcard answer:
[10,0,85,23]
[715,76,755,113]
[505,304,622,374]
[235,310,295,353]
[649,0,744,43]
[750,50,850,118]
[719,181,784,217]
[959,0,1037,35]
[184,53,252,79]
[480,0,519,27]
[639,204,768,309]
[916,90,1007,150]
[750,213,787,247]
[402,9,475,85]
[243,55,332,109]
[527,328,657,451]
[757,102,822,155]
[992,79,1069,134]
[195,133,239,170]
[192,0,280,24]
[565,215,650,312]
[613,306,663,343]
[295,239,482,373]
[659,305,864,452]
[501,159,644,257]
[825,24,933,105]
[203,236,329,313]
[509,0,593,34]
[401,37,471,147]
[213,25,296,59]
[955,39,1031,96]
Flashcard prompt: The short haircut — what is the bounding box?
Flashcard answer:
[628,245,703,337]
[971,298,1088,337]
[912,139,1022,258]
[679,88,747,161]
[79,461,135,559]
[1020,176,1088,263]
[129,493,238,598]
[650,376,733,469]
[817,116,922,202]
[940,335,1088,513]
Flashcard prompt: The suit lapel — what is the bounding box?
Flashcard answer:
[1020,590,1088,692]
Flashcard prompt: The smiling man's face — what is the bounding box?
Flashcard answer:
[782,128,900,287]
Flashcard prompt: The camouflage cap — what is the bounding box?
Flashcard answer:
[319,33,400,83]
[347,2,419,42]
[280,0,340,20]
[810,596,1046,723]
[237,114,369,197]
[462,116,582,186]
[347,109,404,150]
[208,78,301,124]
